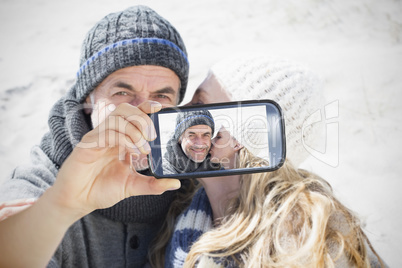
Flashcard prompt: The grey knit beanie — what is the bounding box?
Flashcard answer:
[75,5,189,103]
[174,110,215,141]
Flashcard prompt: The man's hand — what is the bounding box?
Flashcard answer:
[0,101,180,268]
[50,101,180,217]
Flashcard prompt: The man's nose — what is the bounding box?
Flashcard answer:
[193,136,208,146]
[129,95,147,106]
[191,137,202,145]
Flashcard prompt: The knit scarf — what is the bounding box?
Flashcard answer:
[166,188,236,267]
[39,86,176,223]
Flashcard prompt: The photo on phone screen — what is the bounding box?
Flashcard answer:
[148,100,286,179]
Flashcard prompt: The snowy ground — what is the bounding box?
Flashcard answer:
[0,0,401,266]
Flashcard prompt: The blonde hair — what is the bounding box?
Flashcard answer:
[149,147,384,267]
[183,148,383,267]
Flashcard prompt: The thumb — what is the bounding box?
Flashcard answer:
[149,178,181,194]
[126,173,181,196]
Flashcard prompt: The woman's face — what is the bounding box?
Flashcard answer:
[210,127,236,165]
[186,73,231,105]
[193,71,242,211]
[187,73,241,169]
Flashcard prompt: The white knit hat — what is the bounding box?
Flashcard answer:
[210,56,323,167]
[239,119,269,158]
[216,116,269,160]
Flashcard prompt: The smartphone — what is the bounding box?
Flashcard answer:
[148,100,286,179]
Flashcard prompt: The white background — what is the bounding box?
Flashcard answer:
[0,0,401,266]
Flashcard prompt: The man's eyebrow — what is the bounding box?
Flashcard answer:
[152,87,177,95]
[112,83,176,96]
[186,130,212,136]
[114,82,134,91]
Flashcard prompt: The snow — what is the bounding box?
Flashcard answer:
[0,0,401,266]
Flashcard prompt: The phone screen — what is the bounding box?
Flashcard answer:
[148,100,286,178]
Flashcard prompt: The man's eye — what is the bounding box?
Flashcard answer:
[114,91,129,96]
[151,94,172,103]
[155,94,172,101]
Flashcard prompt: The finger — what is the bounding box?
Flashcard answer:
[104,130,151,155]
[110,103,158,141]
[0,205,33,221]
[125,173,181,196]
[136,100,162,114]
[115,115,151,152]
[147,178,181,194]
[161,103,174,109]
[84,113,150,154]
[104,115,144,148]
[0,198,37,209]
[78,127,150,163]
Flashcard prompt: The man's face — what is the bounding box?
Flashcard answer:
[86,65,181,170]
[179,125,212,163]
[87,65,181,128]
